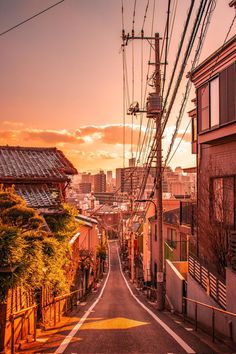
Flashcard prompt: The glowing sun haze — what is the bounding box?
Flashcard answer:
[0,0,235,172]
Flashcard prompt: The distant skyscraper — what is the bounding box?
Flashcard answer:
[94,170,106,193]
[107,171,113,182]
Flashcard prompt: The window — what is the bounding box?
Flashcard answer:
[198,83,209,131]
[220,62,236,124]
[210,77,220,127]
[197,61,236,132]
[211,176,235,227]
[192,116,197,142]
[167,228,177,248]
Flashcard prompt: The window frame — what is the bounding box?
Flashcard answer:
[197,61,236,134]
[210,175,236,229]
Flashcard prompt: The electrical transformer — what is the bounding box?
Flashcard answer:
[146,92,162,117]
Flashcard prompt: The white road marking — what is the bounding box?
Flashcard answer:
[116,246,196,354]
[54,248,111,354]
[185,328,194,331]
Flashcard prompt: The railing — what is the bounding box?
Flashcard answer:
[188,255,226,309]
[41,288,85,327]
[229,231,236,270]
[165,240,188,262]
[136,279,158,302]
[183,297,236,342]
[9,304,37,354]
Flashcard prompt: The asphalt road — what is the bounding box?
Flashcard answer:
[54,241,221,354]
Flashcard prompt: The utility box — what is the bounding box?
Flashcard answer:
[146,92,162,117]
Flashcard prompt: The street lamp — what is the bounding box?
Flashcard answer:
[135,198,164,311]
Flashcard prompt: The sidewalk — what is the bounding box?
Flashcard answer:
[18,279,106,353]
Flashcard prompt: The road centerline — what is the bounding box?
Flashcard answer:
[54,247,111,354]
[116,244,196,354]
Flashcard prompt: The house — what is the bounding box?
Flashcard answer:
[75,214,100,290]
[0,146,77,214]
[0,146,80,351]
[184,34,236,339]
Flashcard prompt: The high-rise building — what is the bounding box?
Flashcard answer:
[79,182,92,194]
[94,170,106,193]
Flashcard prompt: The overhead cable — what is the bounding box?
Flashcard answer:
[0,0,65,37]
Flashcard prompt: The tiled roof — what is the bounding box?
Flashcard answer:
[0,146,77,182]
[15,184,61,210]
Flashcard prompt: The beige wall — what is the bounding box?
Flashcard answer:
[166,260,186,313]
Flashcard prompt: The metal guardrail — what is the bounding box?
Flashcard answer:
[10,304,37,354]
[188,255,226,309]
[183,297,236,342]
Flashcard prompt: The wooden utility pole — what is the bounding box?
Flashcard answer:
[154,33,164,310]
[122,30,164,308]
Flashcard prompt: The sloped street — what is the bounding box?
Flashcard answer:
[21,241,232,354]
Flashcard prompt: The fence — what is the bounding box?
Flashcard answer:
[41,288,85,327]
[183,297,236,343]
[9,304,37,354]
[230,231,236,271]
[188,255,226,309]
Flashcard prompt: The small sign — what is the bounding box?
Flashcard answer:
[157,272,164,282]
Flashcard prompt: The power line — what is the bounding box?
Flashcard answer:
[164,0,216,166]
[141,0,150,32]
[161,0,171,101]
[167,119,191,165]
[162,0,209,132]
[161,0,195,119]
[0,0,65,37]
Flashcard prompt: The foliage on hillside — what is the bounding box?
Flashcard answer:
[0,186,79,302]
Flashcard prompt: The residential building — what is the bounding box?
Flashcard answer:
[182,34,236,338]
[0,146,77,214]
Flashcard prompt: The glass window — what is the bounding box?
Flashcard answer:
[212,176,235,227]
[210,77,220,127]
[213,178,223,222]
[192,117,197,142]
[198,84,209,131]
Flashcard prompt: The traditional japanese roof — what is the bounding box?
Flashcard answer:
[15,184,62,211]
[0,146,77,183]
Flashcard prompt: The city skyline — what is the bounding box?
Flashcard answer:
[0,0,235,172]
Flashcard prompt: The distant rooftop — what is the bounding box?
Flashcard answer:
[0,146,77,182]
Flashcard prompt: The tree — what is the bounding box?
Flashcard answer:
[0,186,78,302]
[197,163,233,278]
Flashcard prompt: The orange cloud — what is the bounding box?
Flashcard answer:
[2,121,24,128]
[0,124,144,147]
[78,124,143,145]
[176,132,192,142]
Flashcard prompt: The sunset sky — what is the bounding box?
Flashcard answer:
[0,0,235,172]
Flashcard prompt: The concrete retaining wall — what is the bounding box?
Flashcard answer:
[166,260,186,313]
[187,273,235,342]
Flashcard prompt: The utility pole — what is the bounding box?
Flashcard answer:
[154,33,164,311]
[123,31,164,309]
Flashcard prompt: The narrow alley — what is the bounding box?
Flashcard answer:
[23,241,230,354]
